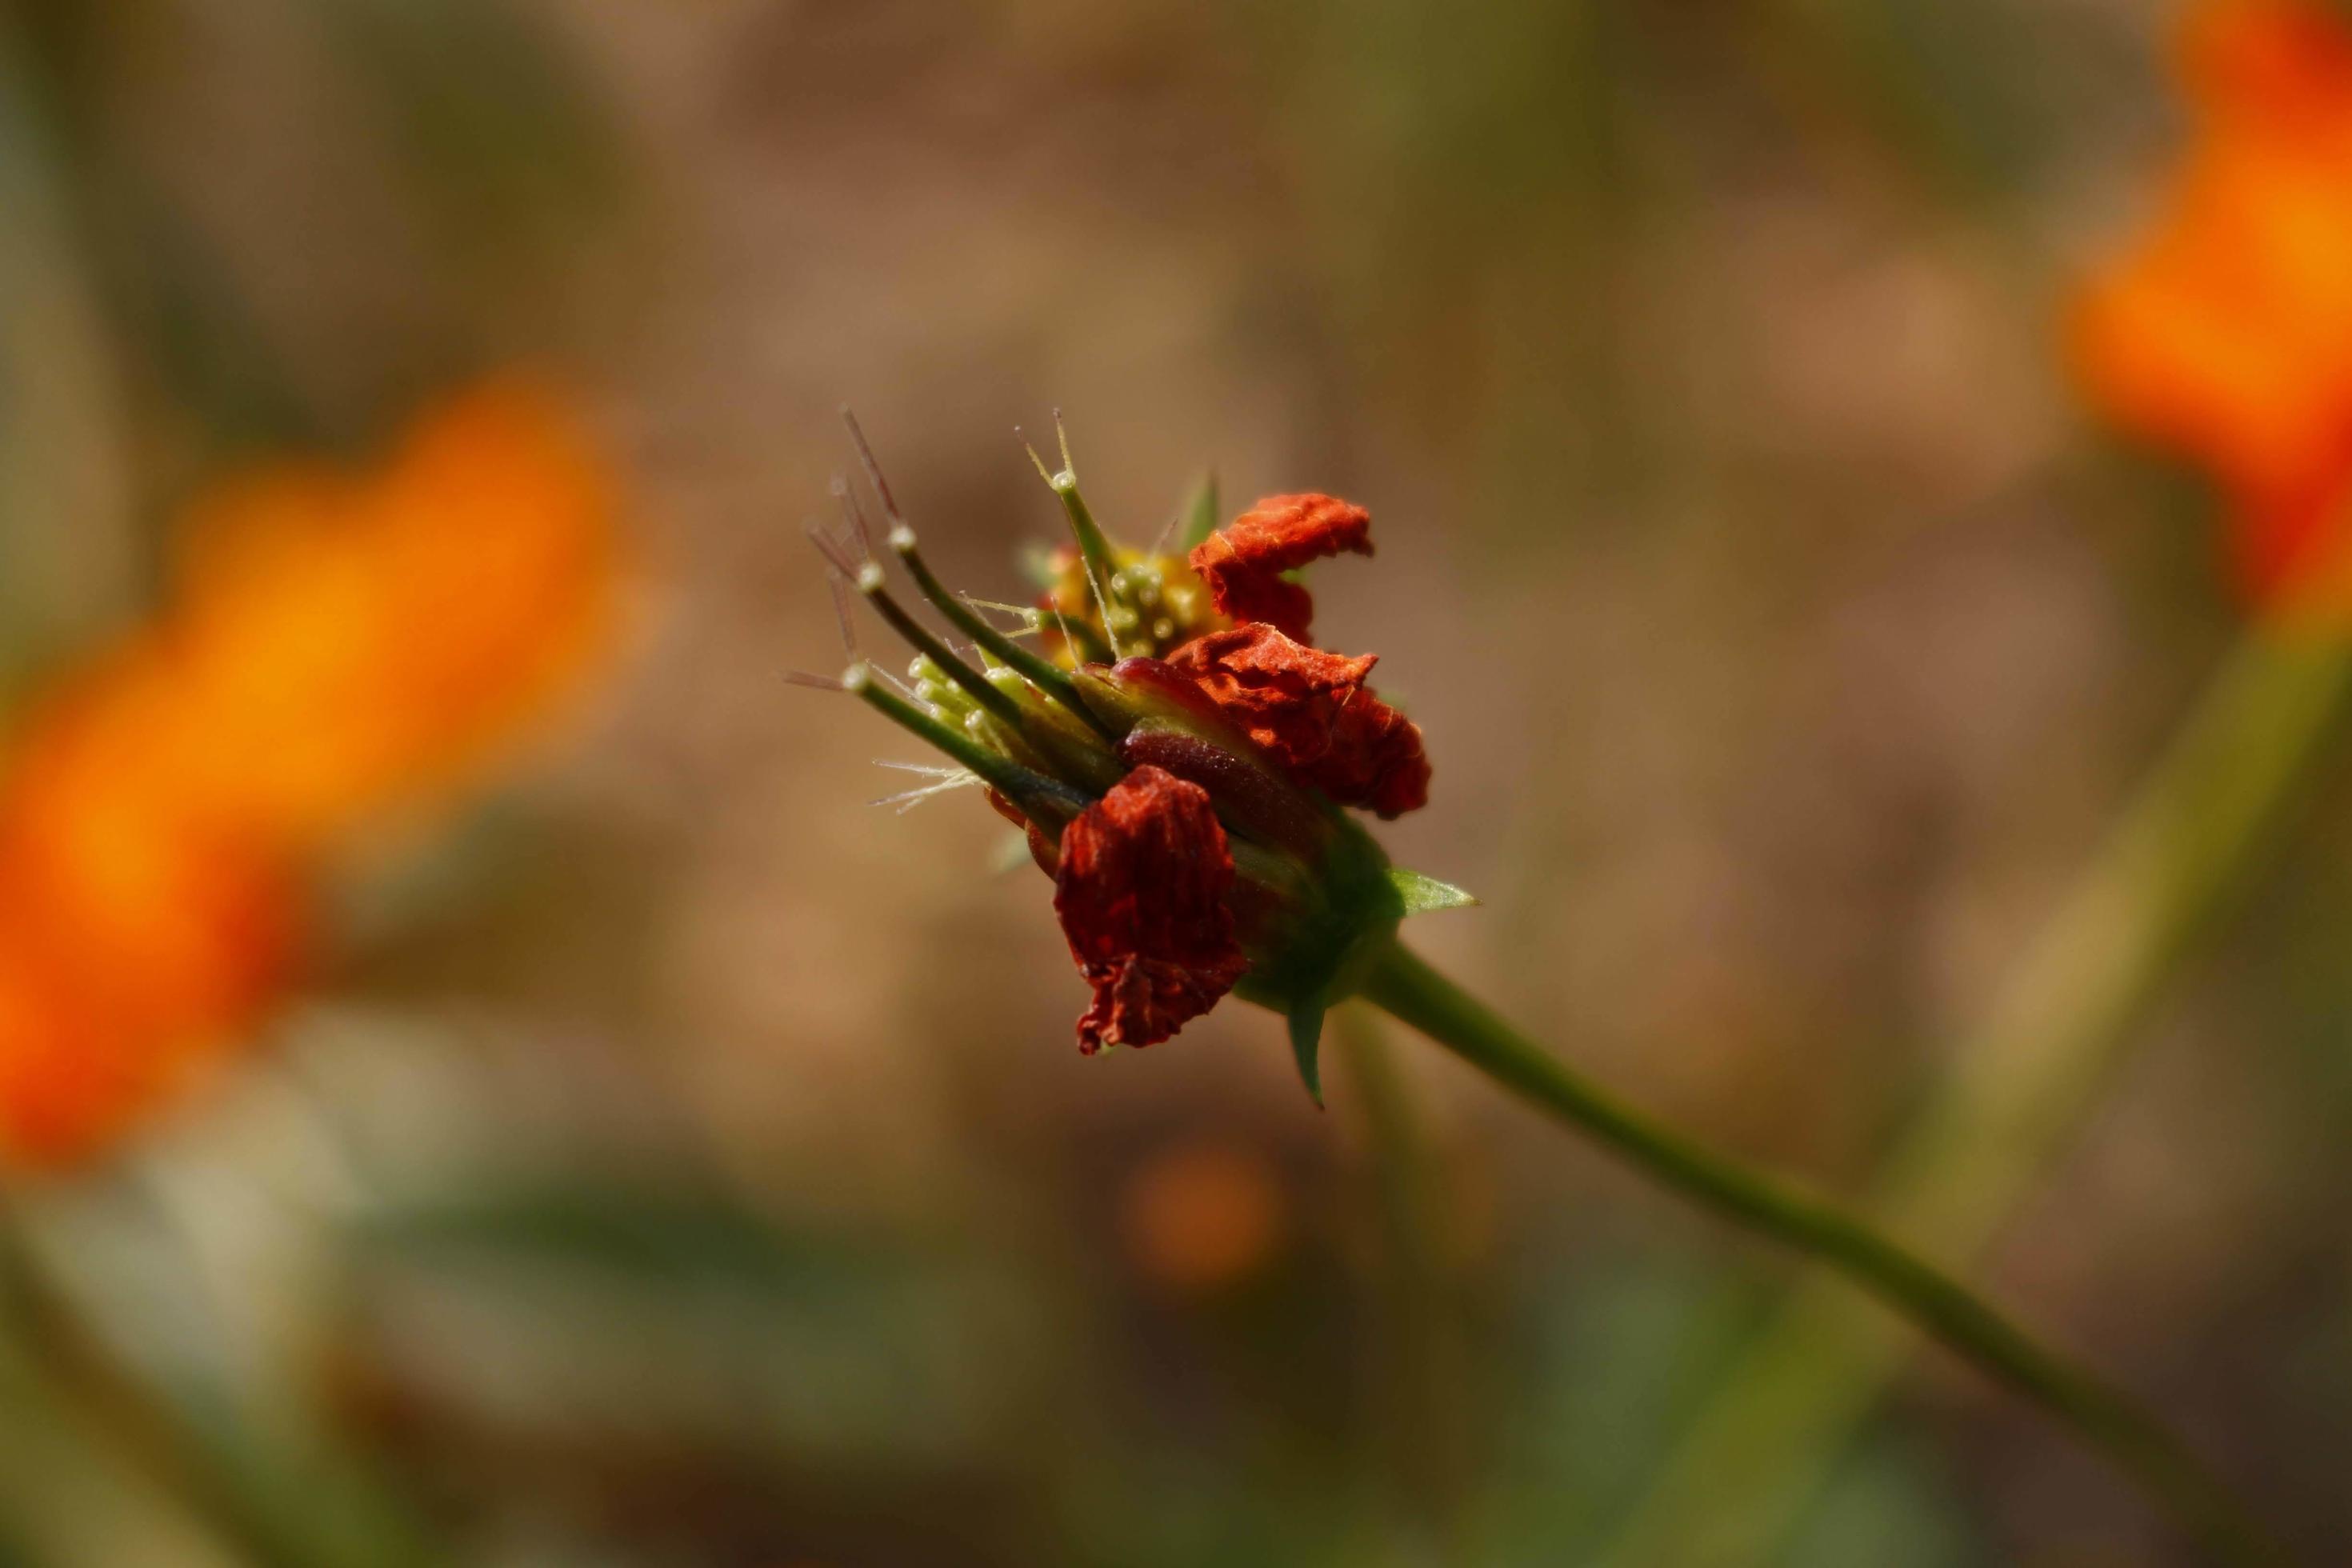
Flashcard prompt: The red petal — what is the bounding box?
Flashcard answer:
[1187,494,1372,642]
[1318,687,1433,818]
[1052,766,1248,1051]
[1167,624,1431,818]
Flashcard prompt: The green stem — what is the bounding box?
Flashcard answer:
[1359,941,2292,1568]
[1600,630,2352,1566]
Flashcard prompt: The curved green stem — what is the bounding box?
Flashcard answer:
[1600,630,2352,1566]
[1359,941,2291,1568]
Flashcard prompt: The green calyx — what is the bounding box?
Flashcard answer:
[1230,818,1478,1105]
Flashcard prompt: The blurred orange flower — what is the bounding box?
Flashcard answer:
[0,379,623,1166]
[1119,1140,1288,1294]
[2073,0,2352,617]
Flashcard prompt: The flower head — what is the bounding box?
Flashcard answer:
[805,416,1467,1097]
[0,378,623,1166]
[2073,0,2352,617]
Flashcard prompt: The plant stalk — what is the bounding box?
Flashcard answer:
[1597,629,2352,1566]
[1359,940,2292,1568]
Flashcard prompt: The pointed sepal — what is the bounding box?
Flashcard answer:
[1288,1000,1329,1107]
[1388,867,1478,915]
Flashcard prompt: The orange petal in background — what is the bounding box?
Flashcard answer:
[2073,1,2352,617]
[0,376,625,1167]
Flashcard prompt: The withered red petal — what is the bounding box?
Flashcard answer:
[1071,958,1241,1055]
[1318,693,1432,818]
[1187,494,1373,642]
[1167,624,1430,818]
[1052,765,1247,1050]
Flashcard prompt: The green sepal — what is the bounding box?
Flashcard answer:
[1388,867,1478,914]
[849,669,1090,829]
[1178,471,1221,550]
[1046,470,1130,658]
[1233,815,1407,1096]
[1288,1001,1328,1107]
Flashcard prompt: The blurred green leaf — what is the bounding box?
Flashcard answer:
[0,1330,243,1568]
[306,0,626,265]
[11,1187,454,1568]
[1766,0,2067,194]
[1478,1255,1756,1560]
[359,1182,899,1296]
[346,1180,1056,1468]
[0,16,138,698]
[1780,1434,1979,1568]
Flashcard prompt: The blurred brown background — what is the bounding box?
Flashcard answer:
[4,1,2350,1565]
